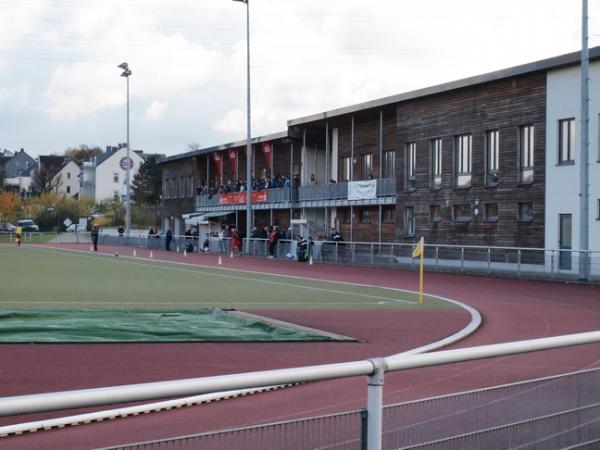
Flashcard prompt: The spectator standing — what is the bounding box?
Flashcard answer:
[91,226,99,252]
[165,228,173,251]
[268,226,279,258]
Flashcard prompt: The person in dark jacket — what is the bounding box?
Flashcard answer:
[165,228,173,251]
[91,226,99,252]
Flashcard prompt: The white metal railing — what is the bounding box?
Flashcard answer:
[29,232,600,283]
[1,331,600,450]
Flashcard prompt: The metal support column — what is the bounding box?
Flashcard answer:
[366,358,386,450]
[325,121,329,184]
[378,110,383,177]
[351,115,355,181]
[378,205,382,243]
[579,0,590,280]
[350,205,354,243]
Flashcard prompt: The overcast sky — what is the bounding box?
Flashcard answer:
[0,0,598,158]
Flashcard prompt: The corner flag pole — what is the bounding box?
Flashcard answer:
[412,236,425,304]
[418,237,424,304]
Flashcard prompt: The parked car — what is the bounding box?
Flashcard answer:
[65,223,80,232]
[17,219,39,232]
[0,223,16,232]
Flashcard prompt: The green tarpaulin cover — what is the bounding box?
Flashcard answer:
[0,309,333,343]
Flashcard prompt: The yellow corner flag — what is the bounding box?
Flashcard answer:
[412,237,425,304]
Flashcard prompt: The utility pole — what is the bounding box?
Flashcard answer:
[579,0,590,280]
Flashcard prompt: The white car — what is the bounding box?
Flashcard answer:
[65,223,81,232]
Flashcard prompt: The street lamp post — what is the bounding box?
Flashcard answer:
[232,0,252,251]
[118,62,132,238]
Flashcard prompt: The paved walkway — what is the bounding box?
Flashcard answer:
[1,243,599,449]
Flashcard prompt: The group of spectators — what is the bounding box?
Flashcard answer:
[196,174,301,197]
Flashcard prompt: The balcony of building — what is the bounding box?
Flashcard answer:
[195,178,396,212]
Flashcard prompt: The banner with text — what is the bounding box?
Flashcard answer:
[348,179,377,200]
[219,190,268,205]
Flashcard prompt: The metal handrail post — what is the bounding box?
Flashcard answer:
[366,358,385,450]
[550,250,555,278]
[335,242,338,263]
[518,249,522,277]
[370,243,374,266]
[460,247,464,272]
[435,246,439,271]
[487,247,491,274]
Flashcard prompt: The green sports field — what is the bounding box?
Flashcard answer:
[0,245,457,311]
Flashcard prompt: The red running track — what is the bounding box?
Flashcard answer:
[1,243,600,449]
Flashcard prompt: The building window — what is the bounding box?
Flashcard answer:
[113,172,119,183]
[361,153,373,180]
[430,204,442,223]
[430,138,442,188]
[342,156,351,182]
[188,175,194,197]
[455,135,472,187]
[113,191,119,200]
[405,142,416,191]
[66,186,71,194]
[453,204,471,222]
[404,207,415,236]
[485,130,500,185]
[519,125,534,183]
[381,206,394,223]
[359,208,370,223]
[484,203,498,222]
[518,202,533,222]
[67,172,71,179]
[558,118,575,164]
[382,150,395,179]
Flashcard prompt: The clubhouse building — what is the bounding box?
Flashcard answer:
[160,46,600,257]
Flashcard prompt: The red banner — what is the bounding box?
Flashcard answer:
[261,142,273,170]
[227,149,238,178]
[218,190,268,205]
[211,152,223,178]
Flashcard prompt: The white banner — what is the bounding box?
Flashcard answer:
[348,179,377,200]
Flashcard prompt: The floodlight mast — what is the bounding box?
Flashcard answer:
[117,62,132,239]
[232,0,252,250]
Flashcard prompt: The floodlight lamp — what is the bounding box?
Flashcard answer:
[118,62,129,70]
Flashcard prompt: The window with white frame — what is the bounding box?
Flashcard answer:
[518,202,533,222]
[67,172,71,180]
[430,204,442,223]
[484,203,498,222]
[113,172,119,184]
[361,153,373,179]
[341,156,351,182]
[382,150,395,179]
[404,206,415,236]
[430,138,442,188]
[519,125,534,183]
[405,142,416,191]
[453,204,472,222]
[486,130,500,185]
[558,118,575,164]
[455,134,472,187]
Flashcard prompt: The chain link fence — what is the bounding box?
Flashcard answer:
[99,368,600,450]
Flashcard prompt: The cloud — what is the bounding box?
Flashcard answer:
[214,109,245,134]
[0,86,31,111]
[144,100,167,120]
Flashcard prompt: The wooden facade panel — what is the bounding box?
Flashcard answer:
[395,73,546,247]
